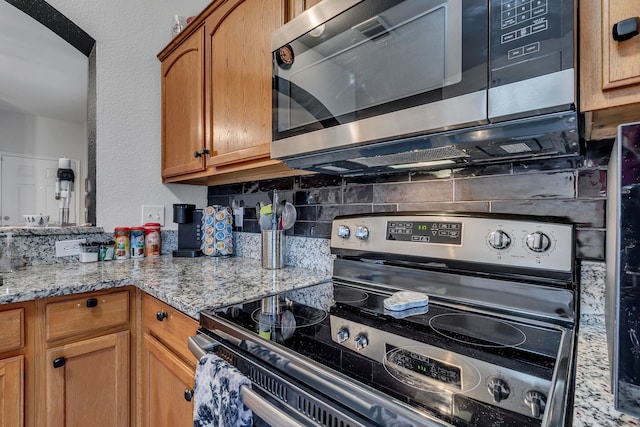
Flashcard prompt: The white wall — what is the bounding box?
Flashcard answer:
[0,110,86,160]
[46,0,211,231]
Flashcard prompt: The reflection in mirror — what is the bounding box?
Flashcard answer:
[0,0,94,227]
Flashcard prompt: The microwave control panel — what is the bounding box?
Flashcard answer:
[489,0,574,86]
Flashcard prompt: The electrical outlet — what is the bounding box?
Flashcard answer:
[142,205,165,226]
[55,239,86,257]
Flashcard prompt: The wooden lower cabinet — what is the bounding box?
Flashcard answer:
[44,331,130,427]
[141,293,199,426]
[0,287,205,427]
[0,355,24,427]
[143,335,195,426]
[0,300,34,427]
[32,288,135,427]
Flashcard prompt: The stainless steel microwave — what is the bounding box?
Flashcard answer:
[271,0,578,175]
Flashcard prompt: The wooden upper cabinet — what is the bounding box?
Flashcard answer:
[286,0,323,22]
[160,26,206,179]
[158,0,308,184]
[580,0,640,139]
[602,0,640,90]
[205,0,284,174]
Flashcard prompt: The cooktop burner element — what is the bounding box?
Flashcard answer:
[429,313,527,348]
[333,287,369,303]
[198,213,578,427]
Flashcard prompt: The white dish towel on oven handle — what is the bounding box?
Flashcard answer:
[193,353,253,427]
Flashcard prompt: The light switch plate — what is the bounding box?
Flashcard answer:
[142,205,165,226]
[55,239,86,257]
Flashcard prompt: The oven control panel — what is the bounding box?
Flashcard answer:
[331,215,574,273]
[330,315,551,420]
[386,221,463,245]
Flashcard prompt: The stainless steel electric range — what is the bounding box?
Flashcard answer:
[189,213,578,427]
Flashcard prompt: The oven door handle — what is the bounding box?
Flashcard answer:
[187,334,307,427]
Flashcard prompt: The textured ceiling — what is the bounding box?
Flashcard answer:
[0,1,88,123]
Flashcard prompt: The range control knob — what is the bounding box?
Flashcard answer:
[337,225,351,239]
[488,230,511,250]
[525,231,552,253]
[354,333,369,351]
[355,226,369,240]
[487,378,510,403]
[524,390,547,418]
[336,328,350,343]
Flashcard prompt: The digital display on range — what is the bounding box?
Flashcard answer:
[386,344,462,389]
[386,221,462,245]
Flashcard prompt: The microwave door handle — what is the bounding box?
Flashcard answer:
[187,334,307,427]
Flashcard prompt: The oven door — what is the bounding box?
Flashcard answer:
[271,0,488,160]
[188,333,309,427]
[189,324,450,427]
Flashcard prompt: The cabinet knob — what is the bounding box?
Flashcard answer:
[86,298,98,308]
[53,357,66,368]
[613,17,640,42]
[184,388,194,402]
[156,311,169,321]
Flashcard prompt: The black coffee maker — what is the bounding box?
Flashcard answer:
[172,204,202,257]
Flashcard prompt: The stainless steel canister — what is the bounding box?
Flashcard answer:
[261,230,285,269]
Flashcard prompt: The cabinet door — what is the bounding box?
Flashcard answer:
[45,331,129,427]
[143,294,199,366]
[0,355,23,427]
[206,0,284,173]
[287,0,323,21]
[161,25,206,179]
[0,307,23,353]
[603,0,640,89]
[143,334,195,427]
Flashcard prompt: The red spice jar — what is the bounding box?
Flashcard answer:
[144,223,162,256]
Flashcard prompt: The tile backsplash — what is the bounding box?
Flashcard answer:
[0,141,612,267]
[208,143,613,261]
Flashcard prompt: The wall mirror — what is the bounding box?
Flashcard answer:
[0,0,95,227]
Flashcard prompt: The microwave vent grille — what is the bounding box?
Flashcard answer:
[351,145,469,168]
[352,16,392,42]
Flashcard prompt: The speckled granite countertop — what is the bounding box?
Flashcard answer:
[575,262,640,426]
[2,255,638,426]
[0,255,331,319]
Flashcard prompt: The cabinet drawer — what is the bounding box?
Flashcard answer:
[0,308,23,353]
[143,295,198,366]
[46,290,130,342]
